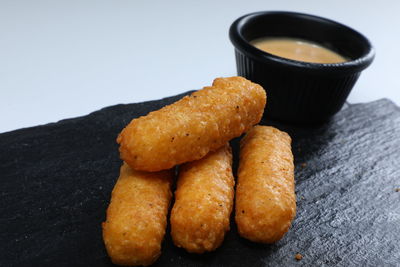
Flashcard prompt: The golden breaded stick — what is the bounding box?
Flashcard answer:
[117,76,266,172]
[235,126,296,243]
[102,163,173,266]
[171,144,235,253]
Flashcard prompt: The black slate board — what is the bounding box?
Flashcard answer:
[1,93,400,267]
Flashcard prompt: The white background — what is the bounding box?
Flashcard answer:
[1,0,399,133]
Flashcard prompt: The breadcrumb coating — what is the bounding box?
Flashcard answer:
[235,126,296,243]
[171,144,235,253]
[102,163,173,266]
[117,76,266,171]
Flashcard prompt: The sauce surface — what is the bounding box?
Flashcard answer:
[251,37,347,64]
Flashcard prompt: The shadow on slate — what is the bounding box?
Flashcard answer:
[1,92,399,267]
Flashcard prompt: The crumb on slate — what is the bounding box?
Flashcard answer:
[301,163,307,168]
[395,188,400,192]
[295,253,303,261]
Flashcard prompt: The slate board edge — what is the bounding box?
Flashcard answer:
[1,94,397,136]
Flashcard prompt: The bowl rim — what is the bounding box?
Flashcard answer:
[229,11,375,74]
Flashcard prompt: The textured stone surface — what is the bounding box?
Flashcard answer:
[0,93,399,267]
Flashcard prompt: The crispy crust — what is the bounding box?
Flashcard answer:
[170,144,235,253]
[117,76,266,171]
[102,163,173,266]
[235,126,296,243]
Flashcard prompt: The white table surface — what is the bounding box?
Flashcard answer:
[1,0,399,133]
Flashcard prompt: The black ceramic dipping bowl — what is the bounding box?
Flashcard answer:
[229,11,375,124]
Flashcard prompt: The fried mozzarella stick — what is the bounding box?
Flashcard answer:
[171,144,235,253]
[117,76,266,172]
[235,126,296,243]
[102,163,173,266]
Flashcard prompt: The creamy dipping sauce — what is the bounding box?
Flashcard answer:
[251,37,347,64]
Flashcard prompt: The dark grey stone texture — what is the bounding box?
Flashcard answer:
[1,93,399,267]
